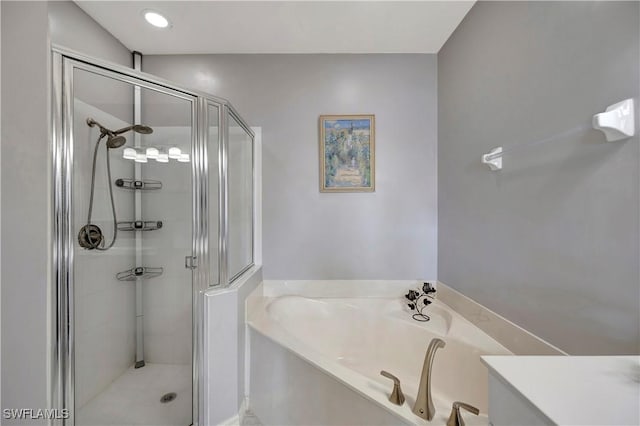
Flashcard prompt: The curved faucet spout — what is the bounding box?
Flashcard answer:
[412,338,446,421]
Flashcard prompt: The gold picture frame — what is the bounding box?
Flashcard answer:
[319,114,375,192]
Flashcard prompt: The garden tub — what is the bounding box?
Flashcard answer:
[246,281,512,425]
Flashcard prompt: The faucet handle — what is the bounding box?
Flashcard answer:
[446,401,480,426]
[380,370,405,406]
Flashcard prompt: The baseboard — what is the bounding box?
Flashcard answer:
[218,414,240,426]
[238,397,249,424]
[436,281,567,356]
[217,398,249,426]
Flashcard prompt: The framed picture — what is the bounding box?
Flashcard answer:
[319,114,375,192]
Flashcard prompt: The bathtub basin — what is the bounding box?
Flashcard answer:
[247,281,512,425]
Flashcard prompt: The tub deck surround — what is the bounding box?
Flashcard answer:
[247,280,512,425]
[482,356,640,426]
[260,279,425,298]
[436,282,566,356]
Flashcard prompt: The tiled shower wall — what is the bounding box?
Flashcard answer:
[140,126,193,365]
[73,100,136,408]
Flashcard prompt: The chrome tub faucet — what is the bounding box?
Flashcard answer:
[413,338,446,421]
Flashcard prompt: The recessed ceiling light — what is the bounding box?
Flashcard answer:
[143,10,170,29]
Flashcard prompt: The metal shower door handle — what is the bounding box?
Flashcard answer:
[185,255,198,269]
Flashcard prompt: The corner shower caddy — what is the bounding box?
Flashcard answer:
[117,220,163,232]
[115,177,164,279]
[116,267,164,281]
[114,179,164,232]
[115,178,163,190]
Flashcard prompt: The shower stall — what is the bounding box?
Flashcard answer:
[51,47,255,426]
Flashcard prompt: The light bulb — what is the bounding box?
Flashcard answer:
[146,147,159,159]
[168,147,181,159]
[144,11,170,28]
[156,153,169,163]
[123,148,137,160]
[134,153,148,163]
[177,153,190,162]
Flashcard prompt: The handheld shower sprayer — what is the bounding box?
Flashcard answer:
[78,118,154,250]
[86,118,153,148]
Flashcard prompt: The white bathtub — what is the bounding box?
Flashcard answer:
[247,281,512,426]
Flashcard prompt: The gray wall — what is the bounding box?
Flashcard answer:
[1,0,130,418]
[438,1,639,355]
[48,0,130,67]
[144,54,438,280]
[1,0,3,412]
[1,2,50,420]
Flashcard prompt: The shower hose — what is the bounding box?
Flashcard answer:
[79,133,118,250]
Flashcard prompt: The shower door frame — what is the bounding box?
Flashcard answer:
[51,46,255,426]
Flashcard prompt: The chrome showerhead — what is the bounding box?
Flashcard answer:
[106,135,127,149]
[132,124,153,134]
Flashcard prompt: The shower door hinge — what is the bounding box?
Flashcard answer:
[185,256,198,270]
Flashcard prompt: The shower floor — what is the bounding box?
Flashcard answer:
[76,363,192,426]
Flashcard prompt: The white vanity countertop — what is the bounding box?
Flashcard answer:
[481,356,640,426]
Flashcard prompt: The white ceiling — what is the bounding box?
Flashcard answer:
[75,1,475,54]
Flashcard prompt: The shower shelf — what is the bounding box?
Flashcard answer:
[115,178,162,190]
[117,220,163,231]
[116,267,163,281]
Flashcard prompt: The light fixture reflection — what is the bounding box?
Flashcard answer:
[123,148,137,160]
[146,147,159,159]
[123,146,187,164]
[168,147,182,159]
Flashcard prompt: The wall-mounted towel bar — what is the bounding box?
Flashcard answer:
[481,98,636,171]
[592,98,635,142]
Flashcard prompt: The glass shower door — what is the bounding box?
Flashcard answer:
[227,111,254,281]
[68,63,196,426]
